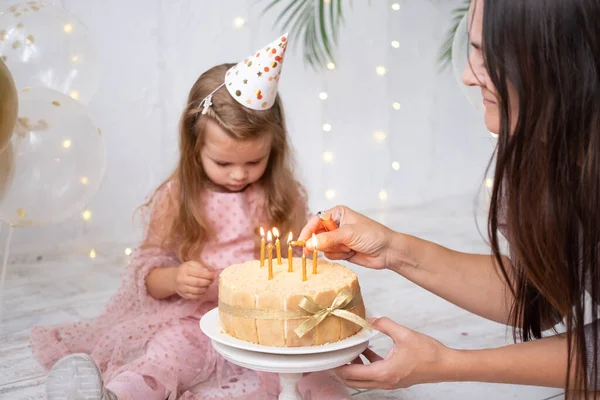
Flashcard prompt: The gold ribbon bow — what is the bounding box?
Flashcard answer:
[294,288,372,338]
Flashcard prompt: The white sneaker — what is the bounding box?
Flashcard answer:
[45,353,118,400]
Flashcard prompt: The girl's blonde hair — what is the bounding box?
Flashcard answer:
[142,63,306,262]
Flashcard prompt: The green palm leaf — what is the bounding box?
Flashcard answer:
[260,0,469,71]
[261,0,348,70]
[438,0,470,71]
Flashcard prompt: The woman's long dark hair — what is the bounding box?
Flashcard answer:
[481,0,600,394]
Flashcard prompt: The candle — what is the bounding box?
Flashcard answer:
[267,230,274,280]
[301,252,307,281]
[260,227,266,267]
[289,240,306,247]
[312,233,318,274]
[287,232,293,272]
[273,227,282,265]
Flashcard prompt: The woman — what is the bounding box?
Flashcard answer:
[299,0,600,395]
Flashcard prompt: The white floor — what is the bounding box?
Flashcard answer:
[0,194,565,399]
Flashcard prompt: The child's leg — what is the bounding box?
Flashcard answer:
[106,317,217,398]
[257,371,281,396]
[298,370,352,400]
[105,371,167,400]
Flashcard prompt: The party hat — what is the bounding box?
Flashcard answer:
[201,34,288,113]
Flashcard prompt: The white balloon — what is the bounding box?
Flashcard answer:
[0,87,105,227]
[0,1,100,104]
[452,13,484,111]
[0,57,17,154]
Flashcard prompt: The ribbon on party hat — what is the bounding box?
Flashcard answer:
[293,288,372,338]
[200,33,288,114]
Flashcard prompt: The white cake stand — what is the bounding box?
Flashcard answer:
[200,307,378,400]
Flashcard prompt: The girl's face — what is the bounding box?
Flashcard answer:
[200,119,271,192]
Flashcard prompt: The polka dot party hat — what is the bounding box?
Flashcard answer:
[200,33,288,113]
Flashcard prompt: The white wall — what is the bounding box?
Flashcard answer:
[2,0,495,253]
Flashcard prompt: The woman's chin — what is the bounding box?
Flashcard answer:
[484,113,500,135]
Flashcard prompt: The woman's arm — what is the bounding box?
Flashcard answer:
[450,334,568,387]
[301,206,516,325]
[391,233,515,325]
[336,317,569,390]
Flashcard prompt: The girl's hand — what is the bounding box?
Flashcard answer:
[334,317,453,389]
[298,206,400,270]
[174,261,216,300]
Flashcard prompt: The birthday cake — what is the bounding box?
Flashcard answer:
[218,258,367,347]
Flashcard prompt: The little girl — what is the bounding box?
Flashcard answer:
[30,35,351,400]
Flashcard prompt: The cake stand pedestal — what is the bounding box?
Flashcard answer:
[211,340,368,399]
[200,308,376,400]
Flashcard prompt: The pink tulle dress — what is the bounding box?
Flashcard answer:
[30,181,351,400]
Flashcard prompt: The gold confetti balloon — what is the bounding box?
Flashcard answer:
[0,87,105,227]
[0,57,17,154]
[0,1,100,104]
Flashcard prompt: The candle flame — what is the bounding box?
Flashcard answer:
[260,226,265,237]
[267,230,273,242]
[312,233,318,249]
[287,231,293,243]
[272,227,280,238]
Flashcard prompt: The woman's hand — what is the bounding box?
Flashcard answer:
[298,206,410,270]
[334,317,454,389]
[173,261,216,300]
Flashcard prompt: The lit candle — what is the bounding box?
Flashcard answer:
[312,233,318,274]
[301,252,307,281]
[289,240,306,247]
[260,227,265,267]
[267,231,274,280]
[273,227,282,265]
[287,232,293,272]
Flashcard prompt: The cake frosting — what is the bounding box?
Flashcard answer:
[218,258,366,347]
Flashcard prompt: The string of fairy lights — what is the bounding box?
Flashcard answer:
[80,1,441,259]
[319,1,404,212]
[389,1,405,195]
[83,13,251,259]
